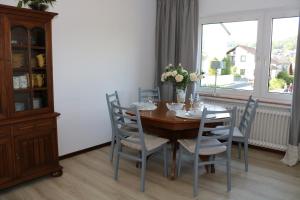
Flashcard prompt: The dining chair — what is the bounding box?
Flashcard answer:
[213,95,258,172]
[106,91,137,162]
[138,87,160,102]
[111,103,169,192]
[177,107,236,197]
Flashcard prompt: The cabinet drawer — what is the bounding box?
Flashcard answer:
[13,119,56,136]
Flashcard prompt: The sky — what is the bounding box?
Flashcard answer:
[201,17,299,61]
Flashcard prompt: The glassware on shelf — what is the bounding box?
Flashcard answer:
[13,74,29,89]
[12,52,26,68]
[32,74,45,88]
[10,25,48,113]
[15,102,25,112]
[36,54,45,67]
[33,98,42,109]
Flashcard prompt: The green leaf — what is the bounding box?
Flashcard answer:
[17,1,23,8]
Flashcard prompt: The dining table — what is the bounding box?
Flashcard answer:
[137,101,226,179]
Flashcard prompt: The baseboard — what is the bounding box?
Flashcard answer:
[248,144,285,155]
[58,141,284,161]
[59,142,111,160]
[232,142,285,155]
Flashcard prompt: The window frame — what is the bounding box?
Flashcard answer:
[197,8,300,103]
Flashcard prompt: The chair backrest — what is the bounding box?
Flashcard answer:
[195,107,237,155]
[106,91,121,132]
[111,103,146,151]
[239,95,259,138]
[138,87,160,102]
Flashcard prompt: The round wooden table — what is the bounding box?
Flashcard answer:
[139,101,223,179]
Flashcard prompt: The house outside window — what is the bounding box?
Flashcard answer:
[197,8,299,103]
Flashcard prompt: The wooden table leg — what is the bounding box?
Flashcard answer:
[170,141,178,180]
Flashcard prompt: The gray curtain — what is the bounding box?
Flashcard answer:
[282,18,300,166]
[155,0,199,101]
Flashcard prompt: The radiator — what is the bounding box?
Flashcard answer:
[203,98,291,151]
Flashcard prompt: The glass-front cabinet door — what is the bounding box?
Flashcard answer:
[10,21,49,115]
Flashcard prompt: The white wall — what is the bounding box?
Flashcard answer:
[1,0,156,155]
[199,0,300,17]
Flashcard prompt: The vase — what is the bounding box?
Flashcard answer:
[28,3,48,11]
[176,88,186,103]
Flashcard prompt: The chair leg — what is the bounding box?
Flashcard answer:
[177,145,182,177]
[163,145,168,177]
[193,156,199,197]
[114,144,120,180]
[244,141,249,172]
[109,132,116,162]
[226,152,232,192]
[238,142,242,160]
[140,152,146,192]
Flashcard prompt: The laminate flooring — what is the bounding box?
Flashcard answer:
[1,146,299,200]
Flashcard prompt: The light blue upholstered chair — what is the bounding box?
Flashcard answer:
[177,107,236,197]
[106,91,137,162]
[111,103,169,192]
[138,87,160,102]
[213,95,258,171]
[106,91,121,162]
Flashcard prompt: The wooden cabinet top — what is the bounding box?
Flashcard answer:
[0,4,57,20]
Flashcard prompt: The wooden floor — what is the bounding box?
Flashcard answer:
[1,146,300,200]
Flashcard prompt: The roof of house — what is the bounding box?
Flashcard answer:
[226,45,290,66]
[226,45,256,55]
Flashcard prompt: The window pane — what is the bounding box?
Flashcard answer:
[268,17,299,94]
[200,21,258,90]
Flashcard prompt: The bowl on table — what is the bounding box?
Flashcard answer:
[166,103,184,111]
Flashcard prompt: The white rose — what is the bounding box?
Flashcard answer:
[175,74,184,82]
[190,73,198,82]
[161,73,166,82]
[171,70,178,77]
[165,72,172,77]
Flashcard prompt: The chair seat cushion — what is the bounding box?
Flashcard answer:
[121,133,168,151]
[178,139,227,155]
[212,126,244,138]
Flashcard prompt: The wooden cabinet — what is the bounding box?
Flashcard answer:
[14,119,58,178]
[0,127,14,185]
[0,4,61,190]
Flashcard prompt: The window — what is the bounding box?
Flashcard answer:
[200,21,258,91]
[240,55,247,62]
[268,17,299,94]
[198,9,299,103]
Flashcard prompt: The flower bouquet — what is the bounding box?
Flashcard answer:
[161,64,204,103]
